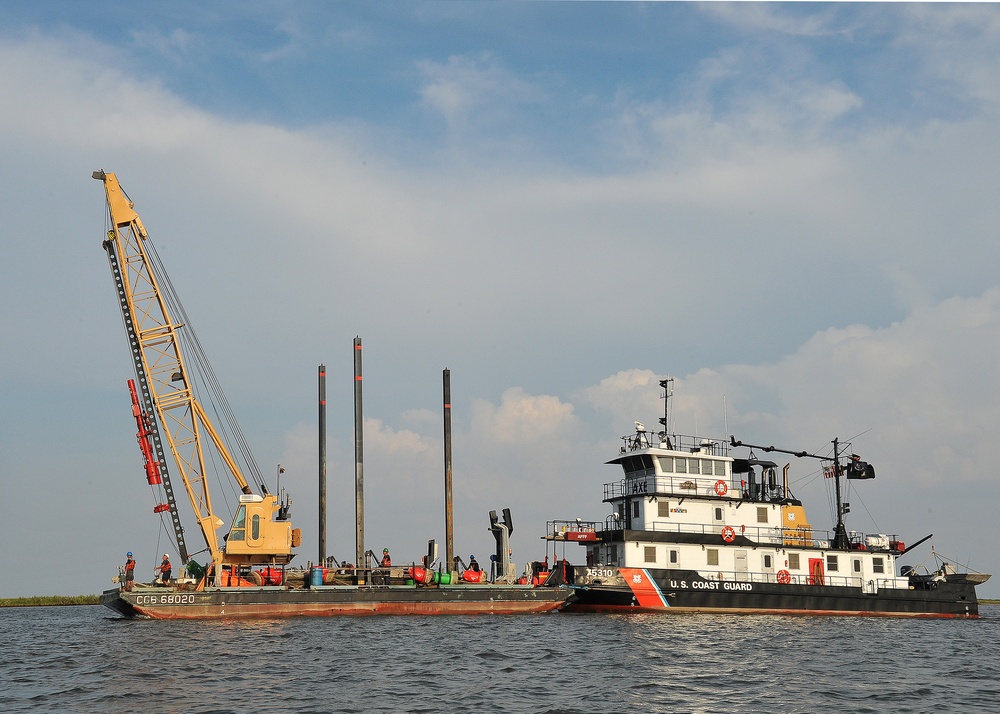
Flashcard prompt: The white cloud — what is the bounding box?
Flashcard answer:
[129,27,201,65]
[896,5,1000,110]
[470,387,579,445]
[703,4,848,38]
[417,53,544,130]
[683,289,1000,491]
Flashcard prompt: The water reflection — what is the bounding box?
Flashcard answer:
[1,606,997,713]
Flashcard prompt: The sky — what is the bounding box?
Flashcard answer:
[1,2,999,599]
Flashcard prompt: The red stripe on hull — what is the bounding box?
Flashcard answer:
[133,600,565,619]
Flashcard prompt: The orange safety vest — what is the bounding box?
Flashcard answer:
[160,560,171,573]
[380,555,391,567]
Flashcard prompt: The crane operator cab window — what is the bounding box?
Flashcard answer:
[230,506,247,541]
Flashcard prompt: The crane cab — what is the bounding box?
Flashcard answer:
[223,494,299,565]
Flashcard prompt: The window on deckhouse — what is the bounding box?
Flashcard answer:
[621,455,654,476]
[229,506,247,541]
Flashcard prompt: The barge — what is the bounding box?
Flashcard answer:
[94,170,570,618]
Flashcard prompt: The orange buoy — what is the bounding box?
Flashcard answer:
[721,525,736,543]
[776,569,791,584]
[408,566,434,584]
[714,480,728,496]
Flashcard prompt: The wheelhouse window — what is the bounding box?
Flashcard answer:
[827,555,839,572]
[644,546,657,563]
[714,461,726,476]
[707,549,719,566]
[229,505,246,541]
[620,455,654,477]
[658,456,673,473]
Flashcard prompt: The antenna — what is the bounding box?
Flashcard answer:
[723,395,729,447]
[658,377,673,438]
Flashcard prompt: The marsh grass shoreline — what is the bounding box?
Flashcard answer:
[1,595,100,607]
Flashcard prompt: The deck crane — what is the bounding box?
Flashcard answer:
[94,170,300,585]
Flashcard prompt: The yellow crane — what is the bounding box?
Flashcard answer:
[94,170,300,585]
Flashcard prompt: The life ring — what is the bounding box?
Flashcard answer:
[714,480,728,496]
[721,526,736,543]
[776,569,791,584]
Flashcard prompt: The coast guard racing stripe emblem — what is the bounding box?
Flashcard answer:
[619,568,669,608]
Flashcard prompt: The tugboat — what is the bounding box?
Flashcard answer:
[93,170,571,618]
[546,378,989,618]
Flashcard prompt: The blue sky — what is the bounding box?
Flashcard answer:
[2,3,999,597]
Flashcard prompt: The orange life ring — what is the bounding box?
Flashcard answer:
[776,569,791,584]
[721,526,736,543]
[714,480,728,496]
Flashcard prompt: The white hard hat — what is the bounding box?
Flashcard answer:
[163,554,169,558]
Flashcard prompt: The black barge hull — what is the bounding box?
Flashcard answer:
[101,584,573,619]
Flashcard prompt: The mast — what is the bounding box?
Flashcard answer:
[443,368,454,573]
[831,437,849,550]
[319,364,327,564]
[354,337,365,568]
[658,377,673,444]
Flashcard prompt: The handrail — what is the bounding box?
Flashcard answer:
[689,568,908,590]
[554,516,904,553]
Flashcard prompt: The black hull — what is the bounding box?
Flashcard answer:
[564,568,980,618]
[101,584,573,619]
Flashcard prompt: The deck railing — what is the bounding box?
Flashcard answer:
[604,474,738,501]
[620,432,730,456]
[688,568,907,590]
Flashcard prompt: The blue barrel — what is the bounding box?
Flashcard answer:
[310,566,326,587]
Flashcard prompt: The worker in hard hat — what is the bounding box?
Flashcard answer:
[124,552,136,591]
[468,555,481,573]
[380,548,392,567]
[159,554,172,584]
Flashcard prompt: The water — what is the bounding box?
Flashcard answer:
[2,605,999,713]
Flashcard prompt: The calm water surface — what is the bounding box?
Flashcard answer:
[2,605,998,713]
